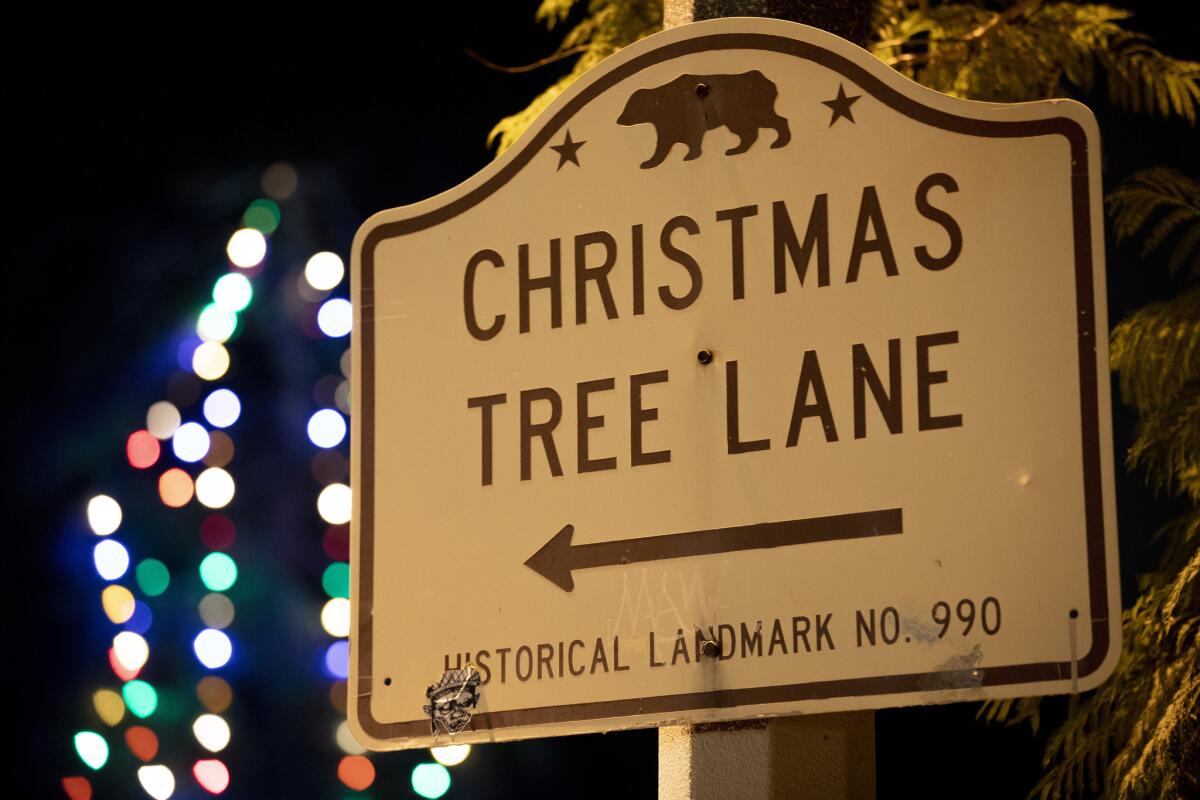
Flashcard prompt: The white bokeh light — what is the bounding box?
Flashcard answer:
[172,422,211,463]
[316,298,352,338]
[193,714,231,753]
[317,483,352,525]
[137,765,176,800]
[431,744,471,767]
[93,539,130,581]
[196,305,237,344]
[304,251,345,291]
[192,342,230,381]
[195,468,235,509]
[146,401,181,440]
[113,631,150,672]
[212,273,252,313]
[193,628,233,669]
[203,389,241,428]
[226,228,266,268]
[320,597,351,638]
[87,494,122,536]
[307,409,347,449]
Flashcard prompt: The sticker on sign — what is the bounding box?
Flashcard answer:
[349,16,1119,750]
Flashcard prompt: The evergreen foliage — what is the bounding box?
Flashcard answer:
[492,2,1200,796]
[487,0,661,154]
[873,2,1200,120]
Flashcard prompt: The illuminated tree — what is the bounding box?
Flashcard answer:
[492,2,1200,797]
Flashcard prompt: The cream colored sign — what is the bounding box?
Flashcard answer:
[350,17,1119,750]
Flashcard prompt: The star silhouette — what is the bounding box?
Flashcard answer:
[550,130,586,170]
[822,84,862,127]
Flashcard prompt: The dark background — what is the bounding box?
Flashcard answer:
[7,3,1196,798]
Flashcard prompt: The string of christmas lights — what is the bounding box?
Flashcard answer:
[63,159,474,799]
[62,177,287,799]
[299,249,466,798]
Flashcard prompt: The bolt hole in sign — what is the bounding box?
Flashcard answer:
[349,17,1118,749]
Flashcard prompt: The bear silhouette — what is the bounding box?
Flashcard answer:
[617,71,791,169]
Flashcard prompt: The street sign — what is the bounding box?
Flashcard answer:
[349,17,1119,750]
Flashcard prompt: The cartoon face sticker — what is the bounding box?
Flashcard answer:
[423,667,482,736]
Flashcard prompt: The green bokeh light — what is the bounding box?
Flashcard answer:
[411,763,450,799]
[242,198,280,235]
[199,552,238,592]
[122,680,158,719]
[135,559,170,597]
[322,562,350,599]
[73,730,109,770]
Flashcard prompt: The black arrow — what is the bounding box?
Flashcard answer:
[524,508,903,592]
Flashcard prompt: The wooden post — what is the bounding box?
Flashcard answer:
[659,3,877,798]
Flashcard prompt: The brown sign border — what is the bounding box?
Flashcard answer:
[355,29,1110,740]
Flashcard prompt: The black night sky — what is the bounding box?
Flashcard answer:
[7,4,1198,798]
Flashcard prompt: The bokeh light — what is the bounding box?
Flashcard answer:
[337,755,375,791]
[317,483,351,525]
[304,251,345,291]
[193,759,230,795]
[177,336,202,373]
[260,162,298,200]
[93,540,130,581]
[198,593,235,629]
[137,764,175,800]
[146,401,181,440]
[199,553,238,592]
[203,389,241,428]
[203,431,235,468]
[329,681,347,713]
[335,380,351,414]
[411,762,451,799]
[101,584,136,624]
[226,228,266,268]
[73,731,109,770]
[307,408,347,448]
[61,777,91,800]
[192,342,230,381]
[195,467,235,509]
[322,562,350,598]
[320,597,351,637]
[200,515,235,550]
[125,726,158,762]
[212,273,253,313]
[243,197,281,234]
[324,640,349,679]
[196,676,233,714]
[113,631,149,673]
[126,430,161,469]
[431,743,471,767]
[317,298,353,337]
[311,450,348,485]
[335,720,365,755]
[172,422,211,462]
[193,713,231,753]
[108,647,141,682]
[194,629,233,669]
[323,525,350,561]
[158,468,194,507]
[124,601,153,635]
[135,559,170,597]
[92,689,125,726]
[122,680,159,718]
[86,495,122,536]
[196,304,237,343]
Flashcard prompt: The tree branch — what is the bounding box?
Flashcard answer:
[464,45,589,74]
